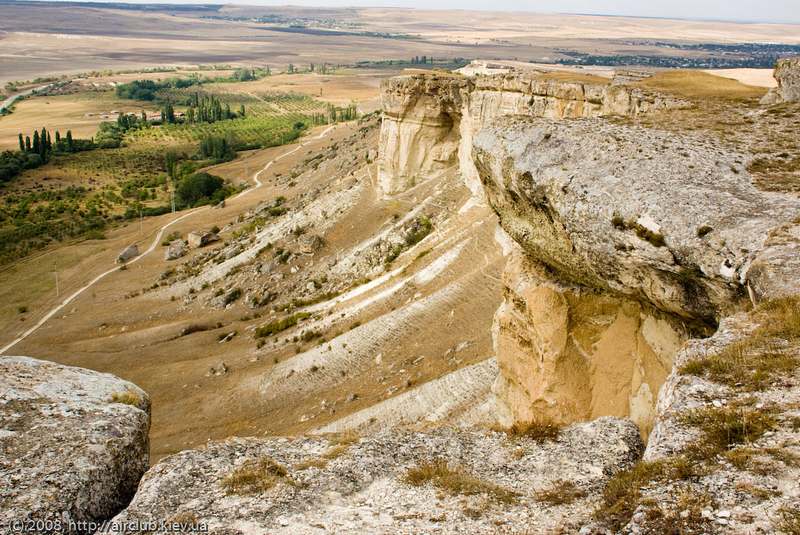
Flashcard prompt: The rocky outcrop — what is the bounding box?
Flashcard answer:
[0,356,150,535]
[378,72,687,196]
[106,420,642,534]
[164,239,187,261]
[472,115,799,433]
[493,247,686,438]
[473,116,800,323]
[761,56,800,104]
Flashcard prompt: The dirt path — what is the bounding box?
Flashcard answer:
[0,125,336,355]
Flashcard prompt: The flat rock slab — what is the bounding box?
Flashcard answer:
[107,418,641,534]
[0,356,150,535]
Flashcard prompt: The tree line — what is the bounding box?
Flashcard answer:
[1,127,91,183]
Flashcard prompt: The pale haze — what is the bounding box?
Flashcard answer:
[179,0,800,24]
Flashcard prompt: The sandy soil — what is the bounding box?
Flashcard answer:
[704,68,778,88]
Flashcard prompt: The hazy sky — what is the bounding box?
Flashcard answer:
[207,0,800,24]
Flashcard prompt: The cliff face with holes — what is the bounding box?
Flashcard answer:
[378,70,800,438]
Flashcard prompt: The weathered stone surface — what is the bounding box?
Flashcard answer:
[164,239,187,261]
[187,231,219,248]
[761,56,800,104]
[493,247,686,438]
[378,72,688,197]
[117,244,139,264]
[106,420,642,534]
[634,308,800,534]
[473,116,800,323]
[0,356,150,534]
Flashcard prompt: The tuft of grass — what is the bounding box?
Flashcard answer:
[777,506,800,534]
[696,225,713,238]
[594,457,696,530]
[680,339,798,392]
[403,459,517,504]
[494,418,562,443]
[679,406,776,459]
[180,323,214,336]
[221,457,293,495]
[109,390,141,407]
[535,480,587,506]
[610,216,666,247]
[255,312,311,338]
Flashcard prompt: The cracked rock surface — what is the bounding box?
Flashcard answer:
[0,356,150,535]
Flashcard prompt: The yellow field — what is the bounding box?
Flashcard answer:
[0,91,158,150]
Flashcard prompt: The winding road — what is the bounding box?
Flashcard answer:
[0,125,336,355]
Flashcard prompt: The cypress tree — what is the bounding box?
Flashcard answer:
[46,130,52,151]
[55,130,61,145]
[25,136,31,152]
[66,130,73,151]
[32,131,40,154]
[18,133,24,153]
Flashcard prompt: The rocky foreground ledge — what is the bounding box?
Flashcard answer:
[0,356,150,535]
[106,419,641,534]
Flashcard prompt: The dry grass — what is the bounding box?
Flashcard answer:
[494,418,562,443]
[680,339,798,391]
[594,457,697,530]
[680,405,776,459]
[534,71,610,85]
[757,296,800,339]
[680,296,800,391]
[777,506,800,534]
[535,479,587,506]
[109,390,141,407]
[220,457,294,495]
[725,446,800,475]
[403,459,517,504]
[637,70,766,102]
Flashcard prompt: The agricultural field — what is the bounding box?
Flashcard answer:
[0,69,369,267]
[0,91,159,150]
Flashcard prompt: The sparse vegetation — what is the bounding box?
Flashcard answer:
[403,459,517,504]
[220,457,293,495]
[680,296,800,390]
[777,506,800,534]
[493,418,563,442]
[109,390,141,406]
[610,215,666,247]
[594,456,696,530]
[535,480,587,506]
[679,405,777,458]
[255,312,311,338]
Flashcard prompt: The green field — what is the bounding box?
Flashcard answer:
[0,82,351,266]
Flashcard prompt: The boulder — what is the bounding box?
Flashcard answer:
[761,56,800,104]
[187,231,219,248]
[116,244,139,264]
[0,356,150,534]
[105,420,642,534]
[164,239,187,261]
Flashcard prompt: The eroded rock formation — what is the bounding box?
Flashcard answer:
[0,356,150,534]
[378,72,687,197]
[761,56,800,104]
[378,68,800,441]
